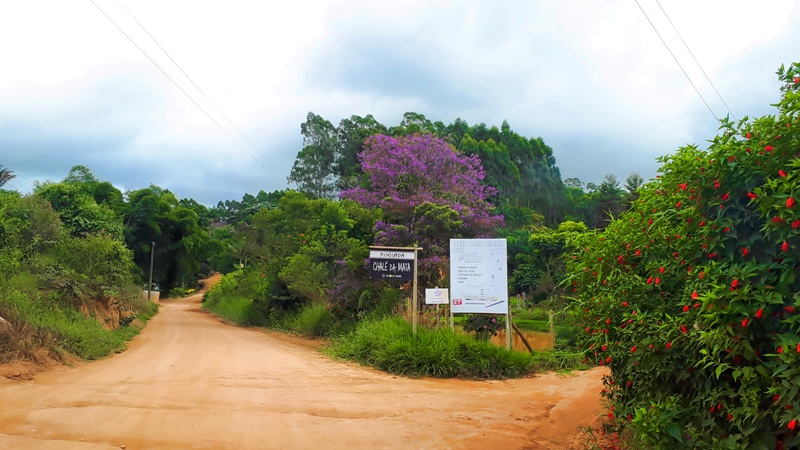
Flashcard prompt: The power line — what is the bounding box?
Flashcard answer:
[114,0,282,173]
[633,0,720,122]
[88,0,283,181]
[654,0,737,122]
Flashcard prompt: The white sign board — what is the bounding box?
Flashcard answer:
[449,239,508,314]
[425,288,449,305]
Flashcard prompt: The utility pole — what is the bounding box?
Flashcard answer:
[147,241,155,302]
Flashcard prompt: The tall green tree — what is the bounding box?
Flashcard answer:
[123,185,210,294]
[335,114,387,190]
[287,112,338,199]
[591,173,627,228]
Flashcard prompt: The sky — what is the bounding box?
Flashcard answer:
[1,0,798,206]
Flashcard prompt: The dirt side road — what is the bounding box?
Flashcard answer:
[0,292,606,450]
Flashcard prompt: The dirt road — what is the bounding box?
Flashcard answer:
[0,292,606,449]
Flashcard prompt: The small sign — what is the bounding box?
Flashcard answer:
[425,288,449,305]
[369,250,414,260]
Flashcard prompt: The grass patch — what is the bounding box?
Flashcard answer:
[0,289,156,361]
[203,295,258,326]
[529,350,584,372]
[327,316,536,379]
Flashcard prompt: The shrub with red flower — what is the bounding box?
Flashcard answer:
[567,63,800,448]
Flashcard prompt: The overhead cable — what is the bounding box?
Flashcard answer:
[633,0,721,122]
[114,0,282,172]
[654,0,737,122]
[88,0,281,179]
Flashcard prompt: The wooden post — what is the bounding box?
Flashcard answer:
[147,241,155,302]
[412,249,418,336]
[449,304,454,331]
[506,295,512,350]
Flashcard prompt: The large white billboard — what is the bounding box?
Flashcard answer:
[449,239,508,314]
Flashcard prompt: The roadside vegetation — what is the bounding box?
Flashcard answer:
[0,188,159,363]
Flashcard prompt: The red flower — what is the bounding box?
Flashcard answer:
[747,192,757,200]
[778,346,784,354]
[666,341,672,349]
[765,145,775,152]
[683,305,689,313]
[635,248,642,256]
[746,132,752,139]
[789,419,797,431]
[646,277,653,284]
[786,306,796,314]
[742,247,750,257]
[774,394,782,403]
[788,198,796,208]
[731,279,739,289]
[779,169,787,177]
[692,291,699,300]
[782,241,790,252]
[680,325,688,333]
[655,277,661,284]
[631,346,637,352]
[606,357,611,363]
[714,179,721,189]
[756,308,764,319]
[601,345,607,351]
[797,342,800,353]
[659,266,665,273]
[742,318,749,327]
[727,413,733,421]
[793,219,800,229]
[773,217,785,223]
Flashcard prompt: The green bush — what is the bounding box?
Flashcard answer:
[1,290,128,360]
[285,303,336,338]
[567,64,800,448]
[327,316,535,378]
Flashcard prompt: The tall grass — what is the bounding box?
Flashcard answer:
[0,289,158,361]
[327,316,535,379]
[203,294,261,325]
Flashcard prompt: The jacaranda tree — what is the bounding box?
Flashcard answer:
[340,133,503,286]
[567,63,800,448]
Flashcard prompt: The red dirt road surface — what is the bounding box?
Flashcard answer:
[0,292,605,449]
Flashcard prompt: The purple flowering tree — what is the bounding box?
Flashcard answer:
[340,134,504,286]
